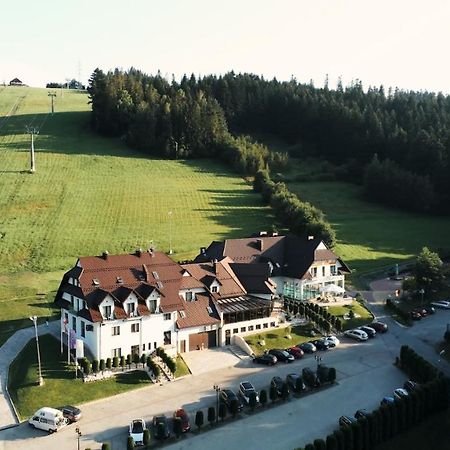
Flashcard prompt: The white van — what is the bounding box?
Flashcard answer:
[28,407,68,433]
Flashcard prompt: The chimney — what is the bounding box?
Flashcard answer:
[148,247,154,257]
[308,235,314,240]
[256,239,264,251]
[101,251,109,260]
[259,231,268,237]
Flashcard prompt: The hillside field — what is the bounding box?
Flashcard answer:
[0,86,272,343]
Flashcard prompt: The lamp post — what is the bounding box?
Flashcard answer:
[213,384,220,424]
[315,354,322,370]
[29,316,44,386]
[419,288,425,306]
[75,427,82,450]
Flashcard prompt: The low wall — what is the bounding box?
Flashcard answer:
[232,334,255,356]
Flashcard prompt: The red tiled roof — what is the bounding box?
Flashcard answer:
[176,293,220,329]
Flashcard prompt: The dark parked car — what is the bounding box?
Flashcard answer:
[424,306,435,315]
[310,339,330,350]
[302,367,321,388]
[404,380,420,393]
[173,408,190,433]
[270,376,284,396]
[153,415,170,440]
[354,409,370,419]
[339,415,357,427]
[410,310,422,320]
[286,373,305,393]
[286,346,304,359]
[359,326,376,338]
[268,349,295,363]
[219,389,244,412]
[297,342,317,353]
[370,321,388,333]
[60,405,82,423]
[253,354,277,365]
[380,396,395,405]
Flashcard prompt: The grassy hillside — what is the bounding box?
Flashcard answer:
[288,181,450,274]
[0,86,272,342]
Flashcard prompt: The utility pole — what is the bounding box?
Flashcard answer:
[213,384,220,424]
[29,316,44,386]
[48,91,56,114]
[26,126,39,173]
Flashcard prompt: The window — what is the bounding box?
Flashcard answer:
[157,281,164,289]
[149,299,158,313]
[127,303,136,315]
[131,345,139,356]
[263,323,269,329]
[112,348,121,358]
[207,306,213,315]
[72,316,76,332]
[142,343,146,351]
[233,328,238,334]
[164,313,171,321]
[179,310,186,319]
[185,291,193,301]
[240,327,246,333]
[312,267,318,277]
[92,278,100,286]
[164,331,171,345]
[152,271,159,280]
[112,326,120,336]
[211,286,218,293]
[330,265,336,275]
[80,321,85,338]
[154,342,157,349]
[256,324,261,330]
[270,322,276,327]
[70,295,74,307]
[248,325,254,331]
[116,276,123,284]
[131,323,140,333]
[103,305,112,319]
[322,266,326,277]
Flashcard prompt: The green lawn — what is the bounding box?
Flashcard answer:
[174,355,191,378]
[245,325,313,356]
[8,334,152,419]
[287,181,450,276]
[0,86,272,342]
[326,299,374,330]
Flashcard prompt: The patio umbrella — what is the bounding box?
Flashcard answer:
[319,284,345,294]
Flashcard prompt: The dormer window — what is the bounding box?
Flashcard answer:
[149,299,158,313]
[179,310,186,319]
[116,276,123,284]
[93,278,100,286]
[186,291,193,301]
[127,303,136,315]
[103,305,112,319]
[211,286,218,293]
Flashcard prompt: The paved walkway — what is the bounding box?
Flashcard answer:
[0,321,60,430]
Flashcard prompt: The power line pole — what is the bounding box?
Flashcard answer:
[26,126,39,173]
[48,91,56,114]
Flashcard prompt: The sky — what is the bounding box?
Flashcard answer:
[1,0,449,93]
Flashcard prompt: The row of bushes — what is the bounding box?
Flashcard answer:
[299,349,449,450]
[399,345,439,383]
[155,347,176,373]
[253,169,336,247]
[385,298,412,325]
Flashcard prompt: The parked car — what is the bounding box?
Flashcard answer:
[323,335,340,347]
[129,419,146,446]
[359,326,376,338]
[344,329,369,341]
[430,300,450,309]
[286,346,304,359]
[253,353,277,365]
[239,381,259,404]
[424,305,435,315]
[410,309,422,320]
[153,415,170,440]
[380,396,395,405]
[270,376,284,396]
[286,373,305,393]
[302,367,321,388]
[219,389,244,412]
[370,321,388,333]
[173,408,190,433]
[310,339,330,350]
[339,415,357,427]
[404,380,420,393]
[297,342,317,353]
[28,407,68,433]
[60,405,82,423]
[268,349,295,363]
[354,409,370,419]
[393,388,409,399]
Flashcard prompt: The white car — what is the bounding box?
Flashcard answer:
[129,419,146,446]
[393,388,409,400]
[239,381,259,404]
[324,335,340,347]
[344,329,368,341]
[430,300,450,309]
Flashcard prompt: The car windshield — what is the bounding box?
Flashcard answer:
[132,421,144,433]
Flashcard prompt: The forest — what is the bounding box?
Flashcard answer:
[88,69,450,214]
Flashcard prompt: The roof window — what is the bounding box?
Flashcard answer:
[179,310,186,318]
[207,306,213,315]
[152,271,159,280]
[92,278,100,286]
[157,281,164,289]
[116,276,123,284]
